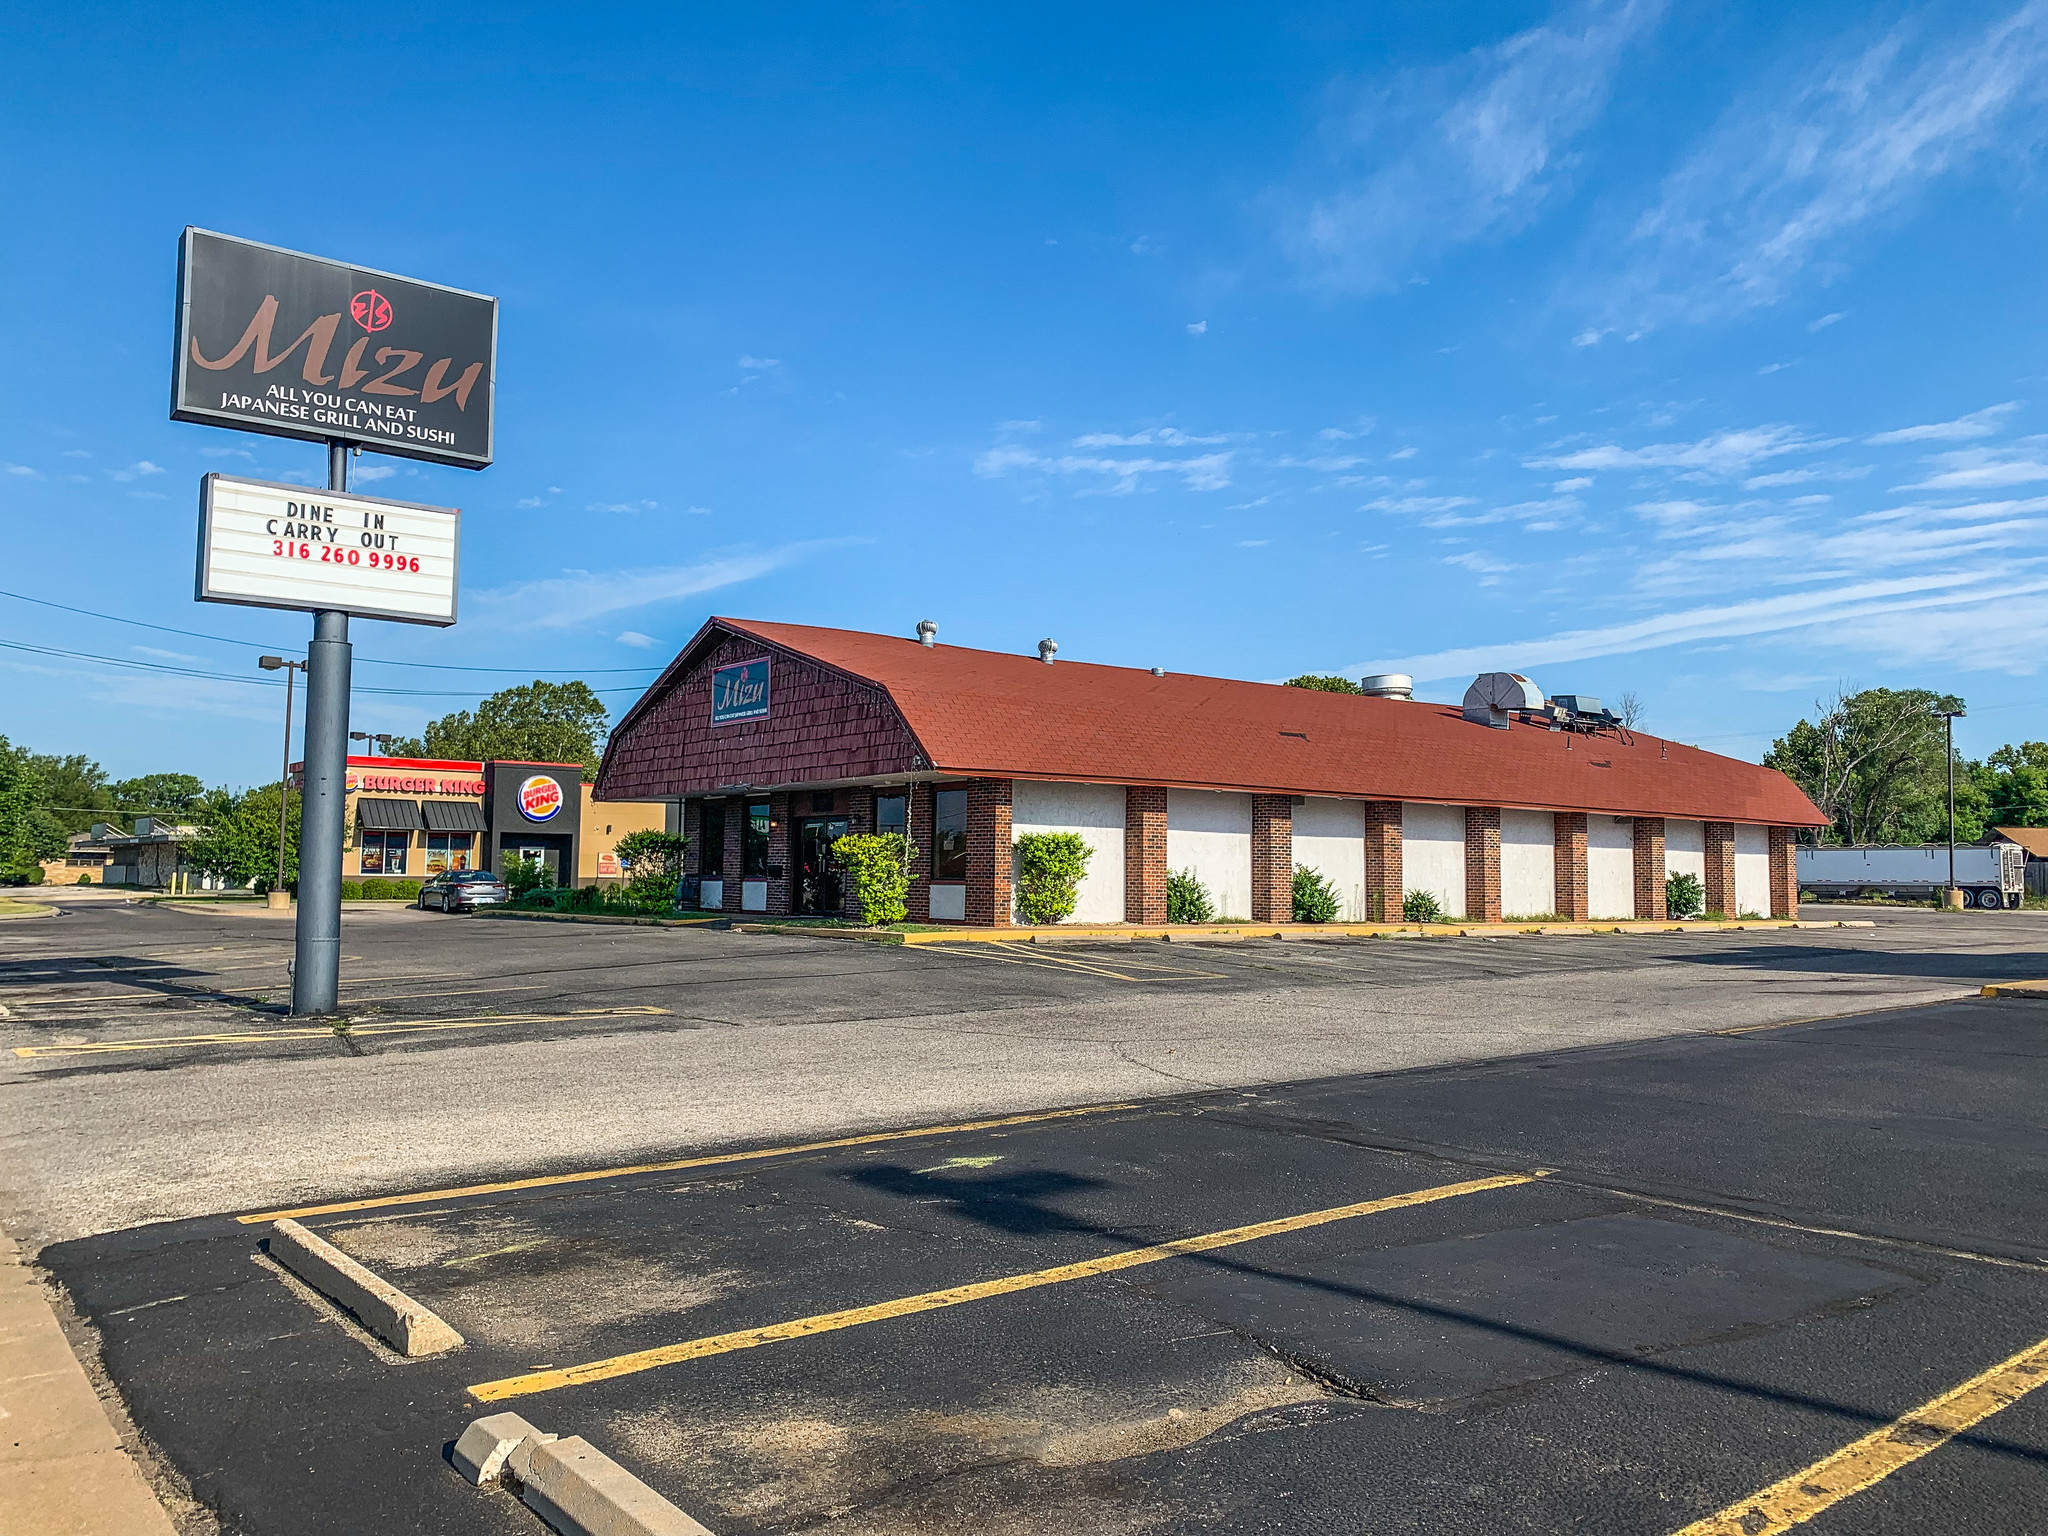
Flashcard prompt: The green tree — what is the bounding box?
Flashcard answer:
[188,785,299,891]
[386,681,611,781]
[0,738,67,880]
[107,773,206,816]
[1285,674,1361,694]
[30,753,114,834]
[1764,688,1962,844]
[612,829,689,907]
[1989,765,2048,828]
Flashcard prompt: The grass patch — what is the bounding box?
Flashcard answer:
[747,915,955,932]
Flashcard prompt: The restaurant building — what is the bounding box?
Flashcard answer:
[596,618,1829,925]
[324,756,665,884]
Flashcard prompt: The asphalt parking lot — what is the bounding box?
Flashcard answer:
[7,897,2048,1533]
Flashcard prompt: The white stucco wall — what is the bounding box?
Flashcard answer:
[1734,823,1770,915]
[1293,797,1368,919]
[1665,818,1705,884]
[1010,781,1126,924]
[1588,815,1635,919]
[1402,802,1466,918]
[1500,809,1555,917]
[1167,789,1253,920]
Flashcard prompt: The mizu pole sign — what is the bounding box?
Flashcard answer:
[172,228,498,469]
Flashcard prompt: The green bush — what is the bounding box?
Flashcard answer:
[360,879,421,901]
[76,872,93,885]
[1402,888,1443,923]
[832,832,914,925]
[613,830,689,909]
[1014,832,1092,924]
[1167,868,1214,924]
[506,859,554,900]
[1292,865,1342,923]
[1666,871,1704,918]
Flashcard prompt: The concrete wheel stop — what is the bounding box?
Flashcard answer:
[452,1411,717,1536]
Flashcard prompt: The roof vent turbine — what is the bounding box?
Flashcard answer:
[1360,673,1414,700]
[1038,638,1058,664]
[1461,672,1544,730]
[916,619,937,648]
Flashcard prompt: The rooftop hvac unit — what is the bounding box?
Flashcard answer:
[1462,672,1544,729]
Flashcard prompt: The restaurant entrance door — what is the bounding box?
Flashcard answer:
[796,817,849,914]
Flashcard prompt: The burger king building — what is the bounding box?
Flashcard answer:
[597,618,1827,925]
[329,756,664,884]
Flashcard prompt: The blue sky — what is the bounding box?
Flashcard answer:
[7,0,2048,787]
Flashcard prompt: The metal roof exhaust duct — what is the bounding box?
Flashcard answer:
[916,620,937,648]
[1462,672,1544,730]
[1360,673,1414,700]
[1038,638,1058,664]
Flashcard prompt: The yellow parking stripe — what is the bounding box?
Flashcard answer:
[1671,1332,2048,1534]
[240,1103,1139,1223]
[11,1006,669,1059]
[468,1171,1537,1402]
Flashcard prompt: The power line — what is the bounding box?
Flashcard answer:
[0,589,665,674]
[0,638,652,696]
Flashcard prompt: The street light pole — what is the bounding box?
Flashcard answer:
[291,440,354,1016]
[258,655,306,910]
[1939,705,1967,907]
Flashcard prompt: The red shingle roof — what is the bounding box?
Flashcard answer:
[638,619,1824,825]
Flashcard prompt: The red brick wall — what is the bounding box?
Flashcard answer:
[597,628,923,801]
[1251,795,1294,922]
[1364,801,1402,922]
[965,779,1013,926]
[1125,787,1168,923]
[1554,812,1589,920]
[906,783,935,922]
[1632,817,1667,920]
[1704,821,1736,916]
[1768,826,1800,919]
[1464,806,1502,922]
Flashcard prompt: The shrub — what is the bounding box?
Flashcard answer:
[506,859,555,900]
[1292,864,1342,923]
[1402,888,1443,923]
[613,830,689,909]
[1014,832,1093,924]
[360,879,421,901]
[76,872,93,885]
[833,832,914,925]
[1167,868,1214,924]
[1666,871,1704,918]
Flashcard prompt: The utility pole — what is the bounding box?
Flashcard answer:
[257,654,306,910]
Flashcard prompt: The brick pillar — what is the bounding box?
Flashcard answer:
[1633,817,1667,919]
[965,779,1013,926]
[1554,812,1588,920]
[1464,806,1502,922]
[1363,801,1403,922]
[1251,795,1294,922]
[682,799,701,872]
[1125,786,1168,923]
[1768,826,1799,918]
[723,798,745,912]
[1704,821,1736,917]
[765,792,793,915]
[905,784,934,922]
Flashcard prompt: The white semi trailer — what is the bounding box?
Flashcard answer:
[1796,843,2025,909]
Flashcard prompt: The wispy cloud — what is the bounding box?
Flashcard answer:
[1864,401,2019,444]
[1529,424,1837,479]
[1070,428,1232,448]
[472,543,838,629]
[1898,444,2048,490]
[1808,311,1847,332]
[975,445,1233,494]
[108,460,164,482]
[1289,0,1662,291]
[1604,3,2048,327]
[1186,320,1208,335]
[353,464,396,482]
[5,464,39,479]
[586,499,659,513]
[615,631,658,648]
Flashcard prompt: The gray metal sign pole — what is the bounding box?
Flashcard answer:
[290,441,353,1017]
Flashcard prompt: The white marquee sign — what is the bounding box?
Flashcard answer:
[195,472,460,626]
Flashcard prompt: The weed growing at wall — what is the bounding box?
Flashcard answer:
[1014,832,1092,924]
[1167,868,1214,924]
[834,832,915,925]
[1292,864,1342,923]
[1666,871,1704,918]
[1401,888,1443,922]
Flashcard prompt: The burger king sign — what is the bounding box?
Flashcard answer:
[517,774,564,822]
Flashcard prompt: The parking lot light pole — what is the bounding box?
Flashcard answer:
[1939,706,1966,908]
[291,440,353,1017]
[258,655,307,910]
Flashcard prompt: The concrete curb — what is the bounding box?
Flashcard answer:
[452,1413,717,1534]
[472,909,727,929]
[1980,980,2048,997]
[739,917,1874,946]
[265,1219,463,1356]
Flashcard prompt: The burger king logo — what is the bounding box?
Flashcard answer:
[517,775,563,822]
